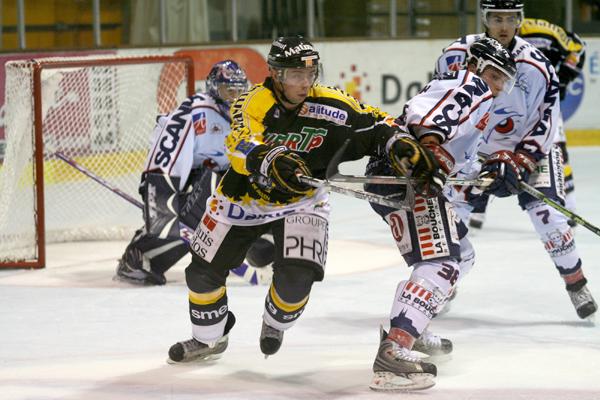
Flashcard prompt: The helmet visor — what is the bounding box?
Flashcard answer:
[483,10,523,29]
[483,63,517,95]
[276,66,319,86]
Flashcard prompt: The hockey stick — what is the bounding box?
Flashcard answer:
[519,181,600,237]
[298,175,414,210]
[325,139,493,187]
[325,173,493,187]
[54,152,262,283]
[55,151,145,209]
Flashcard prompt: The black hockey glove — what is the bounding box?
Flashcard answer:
[387,135,448,197]
[419,142,454,197]
[248,145,313,196]
[479,150,522,198]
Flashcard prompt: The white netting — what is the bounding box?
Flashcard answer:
[0,55,193,264]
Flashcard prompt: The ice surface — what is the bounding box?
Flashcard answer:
[1,147,599,400]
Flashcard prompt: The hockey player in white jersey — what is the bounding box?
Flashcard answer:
[366,37,517,391]
[115,60,274,286]
[435,0,597,319]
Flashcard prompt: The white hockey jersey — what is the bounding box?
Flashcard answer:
[143,92,232,191]
[435,34,561,161]
[401,69,494,177]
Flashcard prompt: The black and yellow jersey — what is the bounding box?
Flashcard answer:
[220,77,397,206]
[519,18,585,74]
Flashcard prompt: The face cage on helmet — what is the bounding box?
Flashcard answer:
[482,9,524,29]
[477,59,517,94]
[208,80,248,104]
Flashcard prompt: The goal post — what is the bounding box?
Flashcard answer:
[0,54,195,268]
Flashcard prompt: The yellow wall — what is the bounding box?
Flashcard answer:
[2,0,123,50]
[566,130,600,146]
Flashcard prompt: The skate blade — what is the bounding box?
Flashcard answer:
[584,313,596,325]
[166,353,223,365]
[414,351,452,364]
[369,371,435,392]
[112,274,155,286]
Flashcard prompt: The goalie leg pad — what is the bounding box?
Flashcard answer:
[179,167,215,230]
[141,172,182,239]
[383,196,461,266]
[246,235,275,268]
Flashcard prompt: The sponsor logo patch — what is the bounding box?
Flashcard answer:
[299,102,348,125]
[192,111,207,135]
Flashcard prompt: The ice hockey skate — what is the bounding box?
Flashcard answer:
[167,336,228,364]
[468,212,486,229]
[113,247,166,286]
[567,280,598,320]
[412,329,453,361]
[167,312,236,364]
[370,327,437,392]
[260,320,283,358]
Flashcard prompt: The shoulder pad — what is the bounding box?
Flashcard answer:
[230,84,276,125]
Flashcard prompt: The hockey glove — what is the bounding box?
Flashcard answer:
[248,145,313,195]
[513,151,536,183]
[419,143,454,197]
[387,135,447,197]
[479,150,522,198]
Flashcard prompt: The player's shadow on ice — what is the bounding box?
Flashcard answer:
[58,363,388,400]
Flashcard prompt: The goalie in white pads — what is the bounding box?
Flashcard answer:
[435,0,597,320]
[366,38,517,391]
[115,60,274,286]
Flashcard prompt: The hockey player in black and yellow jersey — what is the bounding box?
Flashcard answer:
[167,36,444,369]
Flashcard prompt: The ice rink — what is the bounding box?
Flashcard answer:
[2,147,600,400]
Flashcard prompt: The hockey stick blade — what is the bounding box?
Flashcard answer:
[519,182,600,237]
[299,175,413,210]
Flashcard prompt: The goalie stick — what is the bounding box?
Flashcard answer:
[54,151,262,283]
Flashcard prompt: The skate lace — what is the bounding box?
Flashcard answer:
[181,338,207,353]
[262,323,283,340]
[419,330,442,349]
[569,286,593,308]
[388,340,420,363]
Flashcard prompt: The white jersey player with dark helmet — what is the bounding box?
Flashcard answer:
[366,37,517,391]
[114,60,274,286]
[435,0,597,320]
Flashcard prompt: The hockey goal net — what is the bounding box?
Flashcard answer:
[0,54,195,268]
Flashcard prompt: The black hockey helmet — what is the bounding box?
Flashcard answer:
[267,36,320,69]
[467,37,517,92]
[480,0,524,27]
